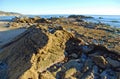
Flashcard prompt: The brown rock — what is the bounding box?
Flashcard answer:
[64,68,77,79]
[0,26,74,79]
[91,55,108,68]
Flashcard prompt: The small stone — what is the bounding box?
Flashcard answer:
[64,68,77,79]
[106,57,120,68]
[71,53,78,58]
[91,55,108,68]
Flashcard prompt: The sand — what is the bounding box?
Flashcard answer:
[0,22,26,48]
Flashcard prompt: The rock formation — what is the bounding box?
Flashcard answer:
[0,16,120,79]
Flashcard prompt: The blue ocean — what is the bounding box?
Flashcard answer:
[0,15,120,28]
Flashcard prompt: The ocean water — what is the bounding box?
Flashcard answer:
[84,15,120,28]
[0,15,120,28]
[0,16,15,21]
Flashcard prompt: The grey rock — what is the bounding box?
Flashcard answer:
[116,72,120,79]
[0,62,8,79]
[81,59,94,73]
[63,60,83,71]
[91,55,108,68]
[81,69,95,79]
[81,53,88,62]
[100,69,117,79]
[106,57,120,68]
[82,45,93,53]
[92,65,99,74]
[70,53,78,58]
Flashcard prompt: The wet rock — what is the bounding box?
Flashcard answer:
[68,15,93,19]
[116,72,120,79]
[81,59,94,73]
[80,53,88,62]
[92,65,99,74]
[91,55,108,68]
[81,70,95,79]
[82,45,94,53]
[63,60,83,71]
[70,53,78,58]
[48,27,55,33]
[65,37,81,54]
[100,69,117,79]
[0,61,8,79]
[106,57,120,68]
[81,65,100,79]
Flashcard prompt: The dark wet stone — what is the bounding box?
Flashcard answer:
[106,57,120,68]
[100,69,117,79]
[0,61,8,79]
[81,53,88,62]
[63,60,83,71]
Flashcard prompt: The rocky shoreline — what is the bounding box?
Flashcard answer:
[0,15,120,79]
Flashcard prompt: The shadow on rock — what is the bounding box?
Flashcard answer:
[0,26,48,79]
[65,38,82,54]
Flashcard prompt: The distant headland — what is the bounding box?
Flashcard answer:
[0,11,22,16]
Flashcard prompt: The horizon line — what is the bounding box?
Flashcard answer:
[24,14,120,16]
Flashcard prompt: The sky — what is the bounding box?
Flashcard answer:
[0,0,120,15]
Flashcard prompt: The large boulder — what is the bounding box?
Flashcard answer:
[0,25,74,79]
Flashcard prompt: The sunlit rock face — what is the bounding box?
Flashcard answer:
[0,16,120,79]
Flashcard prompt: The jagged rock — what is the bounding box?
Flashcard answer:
[0,25,74,79]
[0,61,8,79]
[35,18,48,23]
[81,70,95,79]
[12,16,49,23]
[80,53,88,62]
[82,45,94,53]
[81,65,100,79]
[116,72,120,79]
[0,15,120,79]
[65,38,81,54]
[106,57,120,68]
[64,68,77,79]
[33,16,41,21]
[39,71,56,79]
[81,59,94,73]
[70,53,78,58]
[63,60,83,71]
[55,60,83,79]
[100,69,117,79]
[91,55,108,68]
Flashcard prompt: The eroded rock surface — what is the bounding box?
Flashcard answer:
[0,16,120,79]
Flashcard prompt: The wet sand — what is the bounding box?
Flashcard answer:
[0,22,26,48]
